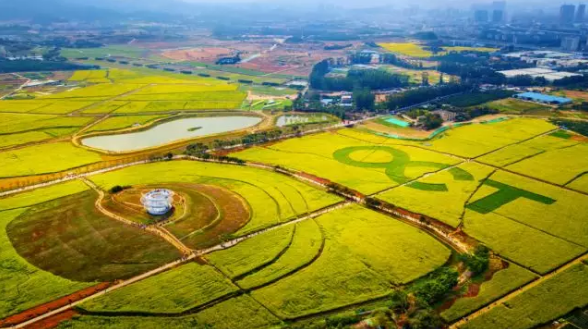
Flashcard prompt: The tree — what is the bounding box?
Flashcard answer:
[387,290,409,313]
[413,267,459,305]
[353,88,375,111]
[408,309,443,329]
[420,113,443,130]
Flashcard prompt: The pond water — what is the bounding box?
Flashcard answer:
[384,117,410,128]
[82,116,262,152]
[276,114,329,127]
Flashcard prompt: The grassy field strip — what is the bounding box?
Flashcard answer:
[450,253,588,329]
[10,254,198,329]
[473,160,588,198]
[68,83,154,116]
[236,220,325,290]
[471,127,558,160]
[78,262,239,314]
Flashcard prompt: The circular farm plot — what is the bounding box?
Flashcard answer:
[104,183,251,249]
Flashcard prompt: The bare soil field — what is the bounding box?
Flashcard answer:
[161,47,233,62]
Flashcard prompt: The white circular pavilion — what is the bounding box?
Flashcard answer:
[141,189,174,216]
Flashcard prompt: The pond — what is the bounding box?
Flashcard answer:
[384,117,411,128]
[276,114,330,127]
[81,116,262,152]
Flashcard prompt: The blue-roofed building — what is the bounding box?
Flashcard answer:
[513,92,572,105]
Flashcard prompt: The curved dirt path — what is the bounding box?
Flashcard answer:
[80,177,193,256]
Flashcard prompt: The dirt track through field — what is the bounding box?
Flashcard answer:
[80,177,194,256]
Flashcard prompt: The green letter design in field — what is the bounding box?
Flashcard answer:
[466,179,556,214]
[333,146,473,191]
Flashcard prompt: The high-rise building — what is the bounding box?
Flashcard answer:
[475,10,489,23]
[492,10,505,23]
[491,1,506,23]
[576,4,586,23]
[560,4,576,25]
[561,36,580,51]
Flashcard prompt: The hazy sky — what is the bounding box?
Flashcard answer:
[179,0,559,9]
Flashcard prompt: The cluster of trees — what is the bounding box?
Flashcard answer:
[310,60,408,91]
[459,245,491,275]
[40,37,102,49]
[413,267,459,305]
[185,129,295,158]
[419,113,444,130]
[352,88,375,111]
[184,143,245,165]
[386,84,469,110]
[324,44,352,51]
[0,59,97,73]
[453,107,499,122]
[442,90,514,108]
[297,93,348,118]
[551,119,588,137]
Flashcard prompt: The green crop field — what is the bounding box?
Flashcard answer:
[207,225,294,279]
[0,131,54,149]
[0,142,102,178]
[7,189,180,282]
[0,114,93,135]
[460,263,588,329]
[60,295,281,329]
[377,162,494,227]
[462,170,588,273]
[88,160,342,235]
[507,143,588,186]
[467,171,588,248]
[333,118,556,159]
[87,114,169,132]
[0,181,94,318]
[79,262,238,313]
[2,59,588,329]
[234,131,460,194]
[485,98,551,114]
[478,133,579,167]
[441,263,538,322]
[379,42,435,58]
[251,205,449,318]
[464,209,585,274]
[40,84,141,99]
[0,208,93,319]
[419,118,556,158]
[61,46,148,60]
[236,219,323,289]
